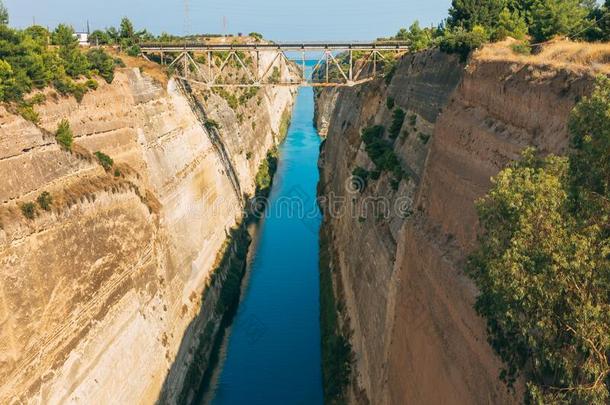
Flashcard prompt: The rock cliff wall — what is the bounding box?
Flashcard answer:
[317,42,604,404]
[0,62,295,404]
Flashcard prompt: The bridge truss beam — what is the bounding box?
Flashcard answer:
[140,42,409,87]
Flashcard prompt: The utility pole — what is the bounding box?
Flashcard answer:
[183,0,190,78]
[183,0,191,39]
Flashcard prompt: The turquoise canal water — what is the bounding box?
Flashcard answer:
[205,85,324,404]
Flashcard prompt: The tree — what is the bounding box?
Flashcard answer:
[468,78,610,404]
[584,0,610,41]
[0,59,14,100]
[529,0,591,41]
[119,17,134,40]
[88,29,110,45]
[86,48,115,83]
[24,25,50,47]
[492,7,528,40]
[106,26,119,44]
[52,25,90,77]
[448,0,508,30]
[568,75,610,220]
[396,21,435,52]
[0,0,8,26]
[439,25,489,61]
[51,24,77,47]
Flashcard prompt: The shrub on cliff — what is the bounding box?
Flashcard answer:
[361,125,406,183]
[439,26,489,61]
[87,49,116,83]
[468,77,610,404]
[55,119,73,150]
[36,191,52,211]
[388,108,406,139]
[249,32,263,41]
[94,151,114,171]
[20,202,37,219]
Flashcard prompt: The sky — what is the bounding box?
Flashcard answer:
[4,0,452,41]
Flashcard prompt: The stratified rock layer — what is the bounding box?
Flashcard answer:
[317,44,600,404]
[0,64,295,404]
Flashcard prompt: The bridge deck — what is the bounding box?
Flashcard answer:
[140,42,409,52]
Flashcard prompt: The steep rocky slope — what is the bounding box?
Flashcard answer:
[0,60,295,404]
[316,41,608,404]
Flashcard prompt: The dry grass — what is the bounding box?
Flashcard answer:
[105,47,170,87]
[475,38,610,75]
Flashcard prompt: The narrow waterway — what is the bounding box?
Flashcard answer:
[205,85,324,404]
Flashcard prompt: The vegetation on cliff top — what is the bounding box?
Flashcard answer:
[0,4,120,108]
[388,0,610,63]
[468,76,610,404]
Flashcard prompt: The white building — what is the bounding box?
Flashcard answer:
[74,31,89,46]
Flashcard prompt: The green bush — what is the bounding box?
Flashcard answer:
[440,26,489,62]
[127,45,141,57]
[17,104,39,123]
[249,32,263,41]
[20,202,37,219]
[418,133,431,144]
[394,21,436,52]
[511,41,532,55]
[388,108,406,139]
[85,79,98,90]
[55,119,73,150]
[213,88,239,110]
[351,166,369,192]
[27,93,46,105]
[361,125,405,182]
[87,48,116,83]
[114,57,126,68]
[36,191,52,211]
[384,61,397,85]
[255,147,279,196]
[94,151,114,171]
[386,97,395,110]
[269,66,281,84]
[409,114,417,127]
[89,30,111,45]
[204,119,220,131]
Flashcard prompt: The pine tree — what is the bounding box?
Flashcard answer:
[448,0,508,30]
[0,0,8,26]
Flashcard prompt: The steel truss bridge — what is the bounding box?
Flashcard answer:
[139,42,409,87]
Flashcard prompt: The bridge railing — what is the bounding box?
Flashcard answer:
[139,41,410,51]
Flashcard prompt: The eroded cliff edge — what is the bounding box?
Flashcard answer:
[316,42,605,404]
[0,61,295,404]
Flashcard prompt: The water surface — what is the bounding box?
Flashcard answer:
[206,85,324,405]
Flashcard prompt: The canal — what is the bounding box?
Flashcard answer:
[205,85,324,404]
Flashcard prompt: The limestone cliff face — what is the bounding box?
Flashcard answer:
[317,44,600,404]
[0,65,295,404]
